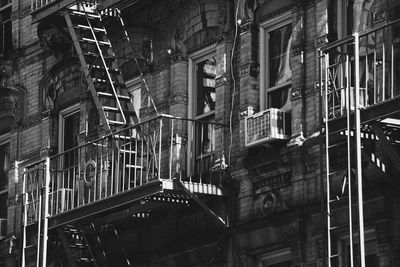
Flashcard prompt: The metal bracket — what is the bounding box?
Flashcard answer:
[175,180,229,230]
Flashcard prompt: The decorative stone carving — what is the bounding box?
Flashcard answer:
[39,60,86,111]
[0,86,25,133]
[37,23,72,55]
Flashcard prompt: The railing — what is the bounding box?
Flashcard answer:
[320,18,400,120]
[23,115,227,222]
[31,0,96,12]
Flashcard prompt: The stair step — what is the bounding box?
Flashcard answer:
[70,243,88,249]
[89,64,120,73]
[75,24,106,32]
[76,257,95,263]
[83,51,116,60]
[92,78,121,86]
[80,37,111,46]
[97,92,130,101]
[113,135,134,140]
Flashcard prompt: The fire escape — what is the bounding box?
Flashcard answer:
[320,18,400,266]
[23,1,228,266]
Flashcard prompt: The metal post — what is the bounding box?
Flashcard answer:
[42,157,50,267]
[324,53,332,267]
[21,164,26,267]
[354,32,366,267]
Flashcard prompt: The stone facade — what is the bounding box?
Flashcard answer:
[0,0,399,266]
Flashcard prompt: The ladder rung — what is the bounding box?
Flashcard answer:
[97,92,130,101]
[328,140,347,149]
[328,169,344,176]
[329,225,340,231]
[330,253,340,258]
[108,120,125,125]
[103,106,119,112]
[75,24,106,32]
[329,195,348,203]
[80,37,111,46]
[69,10,101,19]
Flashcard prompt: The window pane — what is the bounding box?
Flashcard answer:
[197,57,216,116]
[269,24,292,87]
[268,86,290,109]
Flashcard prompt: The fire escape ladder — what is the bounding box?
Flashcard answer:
[322,50,363,267]
[64,2,140,132]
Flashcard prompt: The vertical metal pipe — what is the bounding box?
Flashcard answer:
[22,166,26,267]
[345,54,354,267]
[354,32,366,267]
[170,118,174,180]
[42,157,50,267]
[159,118,163,178]
[382,40,386,101]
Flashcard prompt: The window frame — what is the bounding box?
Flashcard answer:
[188,45,217,178]
[259,12,293,111]
[58,103,80,154]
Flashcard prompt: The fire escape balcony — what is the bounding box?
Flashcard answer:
[23,115,228,229]
[320,18,400,134]
[30,0,141,22]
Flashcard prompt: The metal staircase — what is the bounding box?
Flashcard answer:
[58,223,130,266]
[64,2,139,132]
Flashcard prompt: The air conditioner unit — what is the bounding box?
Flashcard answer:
[0,218,6,239]
[245,108,291,147]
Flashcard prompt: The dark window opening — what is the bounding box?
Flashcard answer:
[0,6,12,58]
[0,142,9,219]
[63,111,80,168]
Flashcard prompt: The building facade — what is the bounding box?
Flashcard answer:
[0,0,399,266]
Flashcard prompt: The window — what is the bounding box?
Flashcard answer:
[188,49,217,180]
[333,230,377,267]
[260,15,292,111]
[0,141,9,221]
[329,0,376,40]
[258,248,292,267]
[128,80,142,120]
[0,0,12,58]
[58,104,80,181]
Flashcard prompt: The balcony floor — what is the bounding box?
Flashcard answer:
[327,96,400,134]
[48,179,224,229]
